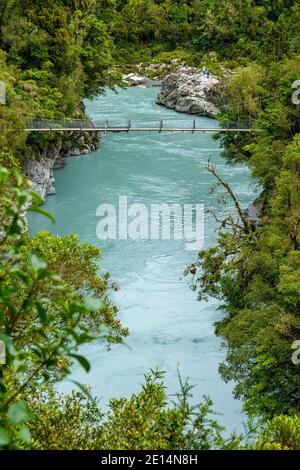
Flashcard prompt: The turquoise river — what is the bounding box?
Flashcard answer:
[29,87,258,434]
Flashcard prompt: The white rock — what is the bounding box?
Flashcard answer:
[156,67,224,117]
[123,73,161,87]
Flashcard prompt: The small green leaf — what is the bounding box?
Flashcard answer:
[31,254,47,271]
[69,354,91,372]
[0,167,9,183]
[19,426,31,444]
[0,428,10,446]
[0,333,18,357]
[84,295,103,312]
[69,380,93,400]
[17,193,29,207]
[7,401,32,425]
[28,205,55,223]
[36,302,52,325]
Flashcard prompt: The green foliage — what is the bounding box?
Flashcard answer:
[108,0,300,66]
[190,34,300,421]
[26,370,225,450]
[253,415,300,450]
[0,0,119,150]
[191,134,300,419]
[98,370,223,450]
[0,165,127,448]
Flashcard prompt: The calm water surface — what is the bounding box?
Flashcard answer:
[29,87,258,433]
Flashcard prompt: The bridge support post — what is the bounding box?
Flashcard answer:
[192,119,196,133]
[127,120,131,133]
[104,119,108,134]
[159,119,163,133]
[248,99,252,130]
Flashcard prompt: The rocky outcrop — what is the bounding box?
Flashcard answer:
[123,73,161,87]
[243,192,266,230]
[24,140,60,199]
[122,60,185,87]
[24,130,101,200]
[155,67,225,117]
[243,201,263,229]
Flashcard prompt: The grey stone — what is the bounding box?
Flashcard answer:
[155,66,225,117]
[243,201,263,228]
[123,73,161,87]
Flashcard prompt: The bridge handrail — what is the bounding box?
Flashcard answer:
[22,114,261,134]
[27,118,95,130]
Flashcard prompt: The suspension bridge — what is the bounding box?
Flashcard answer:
[2,88,283,135]
[24,117,260,134]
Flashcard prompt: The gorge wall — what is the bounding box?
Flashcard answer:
[24,130,101,200]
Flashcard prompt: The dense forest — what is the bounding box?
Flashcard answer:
[1,0,300,450]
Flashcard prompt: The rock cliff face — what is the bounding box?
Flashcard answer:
[23,130,101,200]
[155,67,225,117]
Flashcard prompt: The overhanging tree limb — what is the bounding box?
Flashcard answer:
[207,157,253,235]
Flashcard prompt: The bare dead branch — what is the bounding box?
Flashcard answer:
[207,157,253,235]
